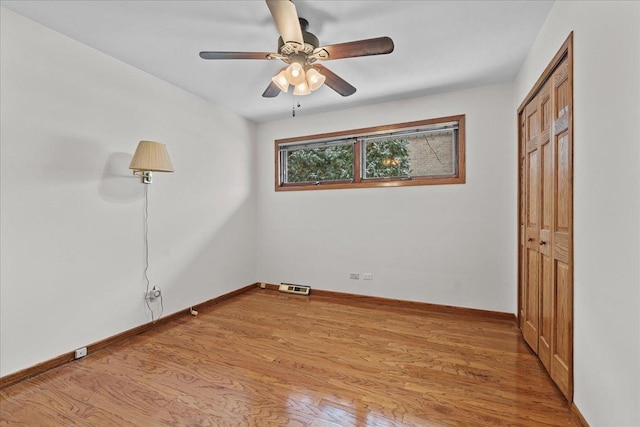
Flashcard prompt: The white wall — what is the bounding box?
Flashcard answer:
[0,8,257,376]
[514,2,640,425]
[256,83,516,313]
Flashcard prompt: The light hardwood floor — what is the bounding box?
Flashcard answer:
[0,289,576,426]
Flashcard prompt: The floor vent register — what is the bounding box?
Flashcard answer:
[278,283,311,295]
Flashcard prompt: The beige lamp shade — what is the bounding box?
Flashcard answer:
[305,68,326,91]
[129,141,174,172]
[272,69,289,93]
[293,80,311,96]
[285,62,306,85]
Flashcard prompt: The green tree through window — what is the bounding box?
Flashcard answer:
[287,144,354,182]
[364,138,410,178]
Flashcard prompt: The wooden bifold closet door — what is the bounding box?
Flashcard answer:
[518,34,573,401]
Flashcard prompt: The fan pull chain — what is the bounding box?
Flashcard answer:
[292,94,301,117]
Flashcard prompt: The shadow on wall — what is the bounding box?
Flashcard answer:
[32,137,141,202]
[165,197,256,309]
[36,137,105,182]
[98,152,142,203]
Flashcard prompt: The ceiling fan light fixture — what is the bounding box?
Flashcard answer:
[285,62,306,85]
[272,69,290,92]
[293,80,311,96]
[200,3,394,101]
[305,68,326,91]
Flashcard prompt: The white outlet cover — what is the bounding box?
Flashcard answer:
[363,273,373,280]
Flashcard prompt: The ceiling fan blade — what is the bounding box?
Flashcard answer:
[266,0,304,45]
[315,36,394,60]
[262,81,282,98]
[313,64,356,97]
[199,51,274,60]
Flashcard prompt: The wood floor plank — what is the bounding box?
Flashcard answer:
[0,289,575,426]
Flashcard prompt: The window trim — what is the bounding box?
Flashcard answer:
[274,114,465,191]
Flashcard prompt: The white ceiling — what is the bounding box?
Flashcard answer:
[1,0,553,123]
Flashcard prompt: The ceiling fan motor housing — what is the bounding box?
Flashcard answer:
[277,30,319,59]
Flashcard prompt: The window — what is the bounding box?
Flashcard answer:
[275,115,465,191]
[282,139,355,184]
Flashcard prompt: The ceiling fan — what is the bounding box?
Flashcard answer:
[199,0,394,98]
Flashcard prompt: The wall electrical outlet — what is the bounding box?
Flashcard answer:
[145,286,161,301]
[74,347,87,359]
[362,273,373,280]
[349,273,359,280]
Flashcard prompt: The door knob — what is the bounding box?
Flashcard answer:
[540,241,547,245]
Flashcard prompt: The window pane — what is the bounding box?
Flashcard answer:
[363,138,411,178]
[284,143,354,183]
[363,128,457,179]
[406,129,456,177]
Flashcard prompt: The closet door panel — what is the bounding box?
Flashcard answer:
[551,61,572,399]
[539,253,553,368]
[552,260,572,397]
[538,82,554,369]
[523,248,539,350]
[556,132,572,238]
[519,153,526,325]
[522,99,541,352]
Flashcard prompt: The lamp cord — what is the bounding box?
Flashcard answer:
[143,184,163,322]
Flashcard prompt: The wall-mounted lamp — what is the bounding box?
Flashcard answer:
[129,140,174,322]
[129,140,174,184]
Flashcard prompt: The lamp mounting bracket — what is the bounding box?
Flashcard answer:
[133,170,153,184]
